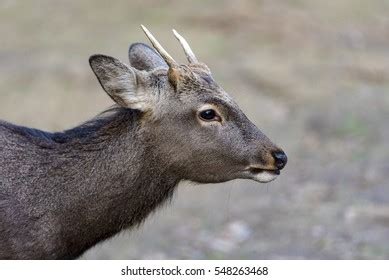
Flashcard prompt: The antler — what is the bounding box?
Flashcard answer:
[172,29,198,64]
[141,25,177,68]
[141,25,199,66]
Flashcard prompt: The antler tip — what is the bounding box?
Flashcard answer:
[171,28,198,63]
[140,24,149,34]
[172,29,182,41]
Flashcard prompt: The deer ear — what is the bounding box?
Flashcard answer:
[89,54,153,111]
[128,43,168,71]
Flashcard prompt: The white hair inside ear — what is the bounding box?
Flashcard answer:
[89,54,154,112]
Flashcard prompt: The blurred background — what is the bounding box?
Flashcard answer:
[1,0,389,259]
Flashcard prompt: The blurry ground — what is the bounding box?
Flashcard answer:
[1,0,389,259]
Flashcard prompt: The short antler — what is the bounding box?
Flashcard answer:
[141,25,177,68]
[172,29,198,63]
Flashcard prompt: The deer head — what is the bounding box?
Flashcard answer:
[89,25,287,184]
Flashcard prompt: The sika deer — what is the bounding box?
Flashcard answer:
[0,26,287,259]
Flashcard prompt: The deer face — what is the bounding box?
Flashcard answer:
[89,26,287,184]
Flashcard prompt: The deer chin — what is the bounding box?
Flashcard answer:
[246,168,280,183]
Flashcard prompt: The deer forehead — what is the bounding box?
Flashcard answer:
[177,77,235,109]
[179,67,235,103]
[149,66,235,108]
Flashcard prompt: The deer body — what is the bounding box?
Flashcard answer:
[0,27,287,259]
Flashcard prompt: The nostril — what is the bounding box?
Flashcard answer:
[272,151,287,170]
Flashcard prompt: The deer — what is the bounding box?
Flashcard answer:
[0,26,287,259]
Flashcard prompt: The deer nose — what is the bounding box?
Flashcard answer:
[272,150,287,170]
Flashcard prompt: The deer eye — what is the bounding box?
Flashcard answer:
[199,109,221,122]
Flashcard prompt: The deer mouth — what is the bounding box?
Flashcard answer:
[246,167,280,183]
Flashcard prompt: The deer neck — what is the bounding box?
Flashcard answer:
[48,108,180,258]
